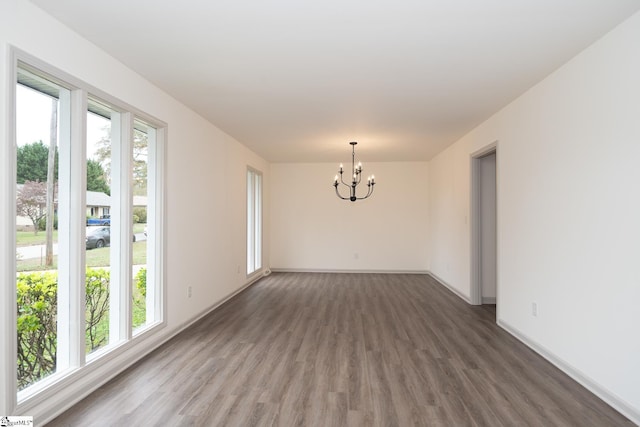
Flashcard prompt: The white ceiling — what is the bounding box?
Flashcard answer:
[31,0,640,163]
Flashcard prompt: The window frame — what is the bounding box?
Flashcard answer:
[247,167,263,276]
[1,47,167,414]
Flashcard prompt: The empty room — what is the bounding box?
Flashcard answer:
[1,0,639,425]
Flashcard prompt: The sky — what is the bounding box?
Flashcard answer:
[16,84,107,159]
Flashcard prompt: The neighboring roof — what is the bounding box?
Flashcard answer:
[86,191,111,207]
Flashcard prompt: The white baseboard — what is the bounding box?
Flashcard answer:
[270,267,430,275]
[426,271,472,304]
[498,320,640,426]
[481,296,496,304]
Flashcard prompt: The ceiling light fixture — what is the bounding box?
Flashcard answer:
[333,141,375,202]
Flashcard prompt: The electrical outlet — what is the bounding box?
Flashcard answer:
[532,302,538,317]
[188,286,192,298]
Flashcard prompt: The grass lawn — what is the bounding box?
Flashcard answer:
[17,241,147,272]
[17,230,58,247]
[133,223,146,234]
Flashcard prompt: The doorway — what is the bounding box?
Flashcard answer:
[471,145,497,312]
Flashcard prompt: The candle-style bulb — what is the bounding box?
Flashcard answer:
[339,163,343,172]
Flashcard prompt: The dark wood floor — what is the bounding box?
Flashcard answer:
[48,272,632,426]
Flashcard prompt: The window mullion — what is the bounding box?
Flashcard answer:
[146,127,157,322]
[110,112,133,343]
[56,87,87,372]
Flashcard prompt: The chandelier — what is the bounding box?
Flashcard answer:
[333,141,376,202]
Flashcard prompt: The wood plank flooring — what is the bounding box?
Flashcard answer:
[47,272,633,426]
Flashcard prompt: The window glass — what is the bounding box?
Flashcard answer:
[247,169,262,275]
[85,102,113,355]
[132,120,150,332]
[15,79,63,390]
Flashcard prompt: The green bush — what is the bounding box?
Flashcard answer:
[133,268,147,329]
[17,272,57,390]
[133,207,147,224]
[16,268,113,390]
[135,267,147,297]
[37,214,58,231]
[85,268,110,352]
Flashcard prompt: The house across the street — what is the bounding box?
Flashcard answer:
[86,191,110,219]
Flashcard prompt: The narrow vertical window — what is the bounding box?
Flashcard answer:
[247,168,262,275]
[85,100,113,355]
[132,119,160,333]
[15,73,67,390]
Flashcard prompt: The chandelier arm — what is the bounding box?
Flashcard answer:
[356,183,375,200]
[334,185,350,200]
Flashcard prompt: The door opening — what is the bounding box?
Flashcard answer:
[471,145,497,314]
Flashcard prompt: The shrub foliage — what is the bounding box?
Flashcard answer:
[16,272,57,390]
[16,268,127,390]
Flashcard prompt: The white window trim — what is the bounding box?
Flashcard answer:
[247,167,263,277]
[0,44,20,417]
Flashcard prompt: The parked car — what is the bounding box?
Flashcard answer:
[86,226,137,249]
[87,215,111,226]
[86,226,110,249]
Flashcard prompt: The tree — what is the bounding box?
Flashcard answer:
[46,98,57,266]
[17,141,58,184]
[94,127,148,194]
[86,159,110,195]
[132,129,148,195]
[16,181,49,235]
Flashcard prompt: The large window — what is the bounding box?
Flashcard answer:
[247,168,262,275]
[9,60,165,402]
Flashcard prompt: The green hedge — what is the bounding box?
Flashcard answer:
[17,271,57,390]
[16,267,147,390]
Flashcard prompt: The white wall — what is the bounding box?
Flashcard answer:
[0,0,269,422]
[270,162,429,272]
[428,11,640,422]
[428,139,472,297]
